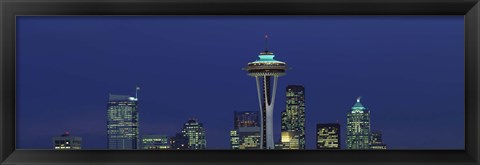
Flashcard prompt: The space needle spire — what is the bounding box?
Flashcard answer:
[244,35,288,149]
[264,33,269,52]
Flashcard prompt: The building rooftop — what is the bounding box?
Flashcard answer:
[109,94,137,101]
[250,52,286,64]
[351,97,366,110]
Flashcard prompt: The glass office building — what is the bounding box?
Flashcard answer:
[181,119,206,149]
[52,132,82,150]
[316,123,340,149]
[107,93,139,150]
[141,134,170,149]
[280,85,306,149]
[346,97,371,149]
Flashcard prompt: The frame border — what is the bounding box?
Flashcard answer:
[1,0,479,164]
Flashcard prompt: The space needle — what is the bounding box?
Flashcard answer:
[245,34,288,149]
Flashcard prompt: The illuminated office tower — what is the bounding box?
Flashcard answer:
[316,123,340,149]
[275,131,299,149]
[230,111,261,149]
[230,127,261,150]
[280,85,305,149]
[170,133,189,150]
[181,119,206,149]
[370,130,387,150]
[107,87,140,149]
[234,111,259,129]
[346,97,371,149]
[244,35,288,149]
[141,134,171,150]
[52,132,82,150]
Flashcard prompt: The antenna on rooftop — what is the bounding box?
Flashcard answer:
[135,85,140,99]
[264,33,269,52]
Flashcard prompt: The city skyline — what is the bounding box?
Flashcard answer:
[17,16,464,149]
[51,88,384,150]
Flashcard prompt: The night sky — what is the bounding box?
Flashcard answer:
[16,16,464,150]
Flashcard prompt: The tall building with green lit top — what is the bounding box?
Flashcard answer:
[280,85,305,149]
[107,88,140,150]
[346,97,371,149]
[181,119,206,149]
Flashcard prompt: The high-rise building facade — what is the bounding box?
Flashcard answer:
[245,35,288,149]
[230,111,261,149]
[52,132,82,150]
[107,90,139,150]
[141,134,170,149]
[346,97,371,149]
[181,119,206,149]
[316,123,340,149]
[370,130,387,149]
[230,127,261,149]
[276,131,300,149]
[280,85,306,149]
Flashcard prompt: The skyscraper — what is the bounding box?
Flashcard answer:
[107,87,139,150]
[280,85,305,149]
[316,123,340,149]
[141,134,171,150]
[346,97,371,149]
[245,35,288,149]
[230,111,261,149]
[370,130,387,149]
[181,119,206,149]
[52,132,82,150]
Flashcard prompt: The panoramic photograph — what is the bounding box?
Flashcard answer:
[16,16,464,150]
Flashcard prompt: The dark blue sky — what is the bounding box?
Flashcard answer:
[16,16,464,149]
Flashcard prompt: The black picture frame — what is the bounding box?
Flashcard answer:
[1,0,479,164]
